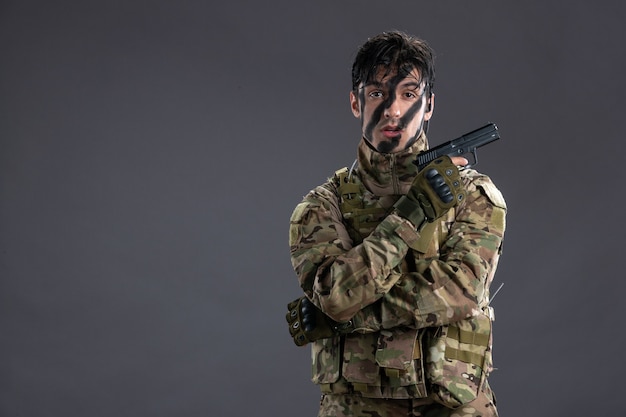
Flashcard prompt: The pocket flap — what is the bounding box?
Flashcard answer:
[375,328,419,370]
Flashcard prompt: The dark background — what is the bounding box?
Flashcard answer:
[1,1,624,416]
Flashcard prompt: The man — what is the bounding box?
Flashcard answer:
[286,31,506,417]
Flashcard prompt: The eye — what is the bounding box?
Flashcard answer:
[368,90,384,99]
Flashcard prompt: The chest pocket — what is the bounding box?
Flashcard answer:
[335,167,452,262]
[335,168,392,245]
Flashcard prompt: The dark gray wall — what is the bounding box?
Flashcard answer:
[1,1,624,416]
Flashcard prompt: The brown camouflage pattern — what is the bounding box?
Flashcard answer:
[289,135,506,405]
[317,382,498,417]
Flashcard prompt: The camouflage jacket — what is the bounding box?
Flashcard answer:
[289,135,506,402]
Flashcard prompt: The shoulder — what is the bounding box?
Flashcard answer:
[289,170,351,248]
[289,170,343,224]
[460,168,507,210]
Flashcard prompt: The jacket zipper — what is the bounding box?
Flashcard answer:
[389,153,400,194]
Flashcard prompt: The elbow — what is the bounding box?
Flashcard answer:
[319,294,360,323]
[317,285,370,323]
[436,274,484,323]
[447,298,482,323]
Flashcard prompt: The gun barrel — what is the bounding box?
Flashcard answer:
[457,123,499,148]
[417,123,500,169]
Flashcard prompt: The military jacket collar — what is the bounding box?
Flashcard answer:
[356,133,428,197]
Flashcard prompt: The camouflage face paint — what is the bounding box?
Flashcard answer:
[359,69,427,154]
[362,72,404,150]
[398,95,426,149]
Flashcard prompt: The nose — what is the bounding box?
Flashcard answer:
[384,99,401,119]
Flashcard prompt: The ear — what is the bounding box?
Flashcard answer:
[349,90,361,118]
[424,93,435,121]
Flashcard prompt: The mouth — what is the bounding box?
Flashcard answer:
[381,125,403,138]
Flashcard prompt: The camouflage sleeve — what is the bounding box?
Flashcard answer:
[354,173,507,331]
[289,180,424,323]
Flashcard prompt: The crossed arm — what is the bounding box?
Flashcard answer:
[289,173,505,332]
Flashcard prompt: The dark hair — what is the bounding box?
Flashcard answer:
[351,31,435,95]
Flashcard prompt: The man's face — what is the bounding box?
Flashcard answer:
[350,67,433,154]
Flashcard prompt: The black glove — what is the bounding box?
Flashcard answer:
[286,297,353,347]
[394,155,466,228]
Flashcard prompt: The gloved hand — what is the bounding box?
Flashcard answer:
[394,155,466,228]
[286,297,353,346]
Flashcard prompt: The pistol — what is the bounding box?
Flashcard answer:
[416,123,500,170]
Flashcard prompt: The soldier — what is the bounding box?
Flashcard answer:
[286,31,506,417]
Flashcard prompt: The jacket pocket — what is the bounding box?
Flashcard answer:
[425,314,493,408]
[342,333,381,386]
[311,336,341,384]
[375,328,428,397]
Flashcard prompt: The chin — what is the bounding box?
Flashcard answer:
[375,141,402,154]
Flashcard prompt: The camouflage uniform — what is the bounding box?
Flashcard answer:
[289,133,506,416]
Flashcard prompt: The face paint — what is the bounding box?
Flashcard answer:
[357,68,429,154]
[362,72,404,148]
[358,88,366,125]
[397,95,426,149]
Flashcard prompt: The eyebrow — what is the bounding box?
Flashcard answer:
[362,80,423,90]
[362,81,384,89]
[400,81,422,90]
